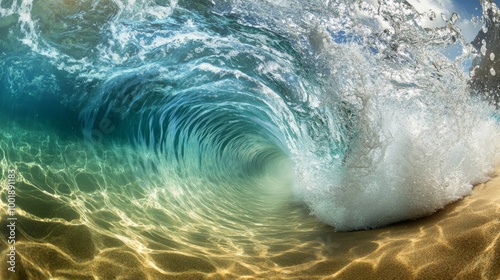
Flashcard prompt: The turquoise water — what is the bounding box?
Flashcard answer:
[1,0,500,278]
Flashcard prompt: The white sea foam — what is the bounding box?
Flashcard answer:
[291,38,500,230]
[299,97,500,231]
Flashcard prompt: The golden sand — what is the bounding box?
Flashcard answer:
[1,169,499,279]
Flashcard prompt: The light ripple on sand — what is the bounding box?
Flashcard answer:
[1,169,499,279]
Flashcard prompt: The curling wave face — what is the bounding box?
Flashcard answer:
[1,0,500,275]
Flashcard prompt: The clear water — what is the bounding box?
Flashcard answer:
[1,0,499,278]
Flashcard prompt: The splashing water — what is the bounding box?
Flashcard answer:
[1,0,500,278]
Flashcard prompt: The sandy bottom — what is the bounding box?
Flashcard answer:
[0,167,498,280]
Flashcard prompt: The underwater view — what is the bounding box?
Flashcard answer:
[1,0,500,278]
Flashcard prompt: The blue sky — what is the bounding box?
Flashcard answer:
[454,0,483,16]
[455,0,481,15]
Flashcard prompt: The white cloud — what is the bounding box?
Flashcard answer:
[406,0,454,14]
[456,19,481,42]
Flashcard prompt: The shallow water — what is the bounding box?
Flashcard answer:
[1,0,500,278]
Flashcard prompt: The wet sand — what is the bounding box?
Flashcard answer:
[1,168,499,279]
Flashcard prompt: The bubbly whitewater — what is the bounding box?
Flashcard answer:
[1,0,500,278]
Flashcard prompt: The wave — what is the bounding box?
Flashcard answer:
[1,0,499,238]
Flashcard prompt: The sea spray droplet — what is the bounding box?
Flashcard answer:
[490,52,496,61]
[428,10,436,21]
[441,13,447,22]
[482,25,488,33]
[481,39,487,56]
[450,13,459,24]
[490,67,496,76]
